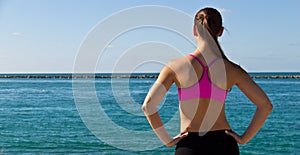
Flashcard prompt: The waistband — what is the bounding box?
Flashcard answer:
[183,130,231,137]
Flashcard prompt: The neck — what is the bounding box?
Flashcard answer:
[191,50,213,66]
[194,36,223,60]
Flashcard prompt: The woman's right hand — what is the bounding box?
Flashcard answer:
[225,130,248,145]
[166,132,188,147]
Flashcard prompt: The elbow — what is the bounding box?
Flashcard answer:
[259,100,273,113]
[141,104,148,113]
[264,99,273,112]
[141,98,157,116]
[141,97,150,112]
[267,103,273,112]
[141,103,154,116]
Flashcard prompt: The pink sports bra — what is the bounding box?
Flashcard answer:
[178,53,228,103]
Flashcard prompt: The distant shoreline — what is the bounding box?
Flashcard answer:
[0,73,300,79]
[250,75,300,79]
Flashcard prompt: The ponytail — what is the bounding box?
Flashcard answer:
[195,7,231,62]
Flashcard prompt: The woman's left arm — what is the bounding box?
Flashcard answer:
[142,65,187,147]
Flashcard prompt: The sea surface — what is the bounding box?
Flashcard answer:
[0,73,299,154]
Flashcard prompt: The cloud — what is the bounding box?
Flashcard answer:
[217,8,231,13]
[11,32,22,36]
[288,43,299,46]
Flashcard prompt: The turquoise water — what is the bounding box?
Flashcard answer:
[0,73,299,154]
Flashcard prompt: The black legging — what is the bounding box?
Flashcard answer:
[175,130,239,155]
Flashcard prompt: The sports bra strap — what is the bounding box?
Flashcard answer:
[208,57,219,67]
[189,54,205,67]
[189,53,219,68]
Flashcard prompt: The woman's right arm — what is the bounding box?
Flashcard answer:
[226,66,273,144]
[142,64,188,147]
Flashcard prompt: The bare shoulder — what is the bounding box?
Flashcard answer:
[158,56,189,77]
[164,56,189,74]
[164,56,194,87]
[224,61,249,83]
[167,56,190,67]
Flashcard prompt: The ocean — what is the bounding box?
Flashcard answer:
[0,73,299,154]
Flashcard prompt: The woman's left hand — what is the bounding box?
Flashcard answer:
[225,130,247,145]
[166,132,188,147]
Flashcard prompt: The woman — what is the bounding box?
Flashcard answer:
[142,7,273,154]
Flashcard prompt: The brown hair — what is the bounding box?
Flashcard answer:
[194,7,229,61]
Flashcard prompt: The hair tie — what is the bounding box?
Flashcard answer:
[197,14,208,25]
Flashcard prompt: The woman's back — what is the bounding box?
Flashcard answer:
[168,52,240,132]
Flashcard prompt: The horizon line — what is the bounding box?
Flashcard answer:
[1,71,300,74]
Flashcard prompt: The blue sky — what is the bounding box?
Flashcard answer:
[1,0,299,73]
